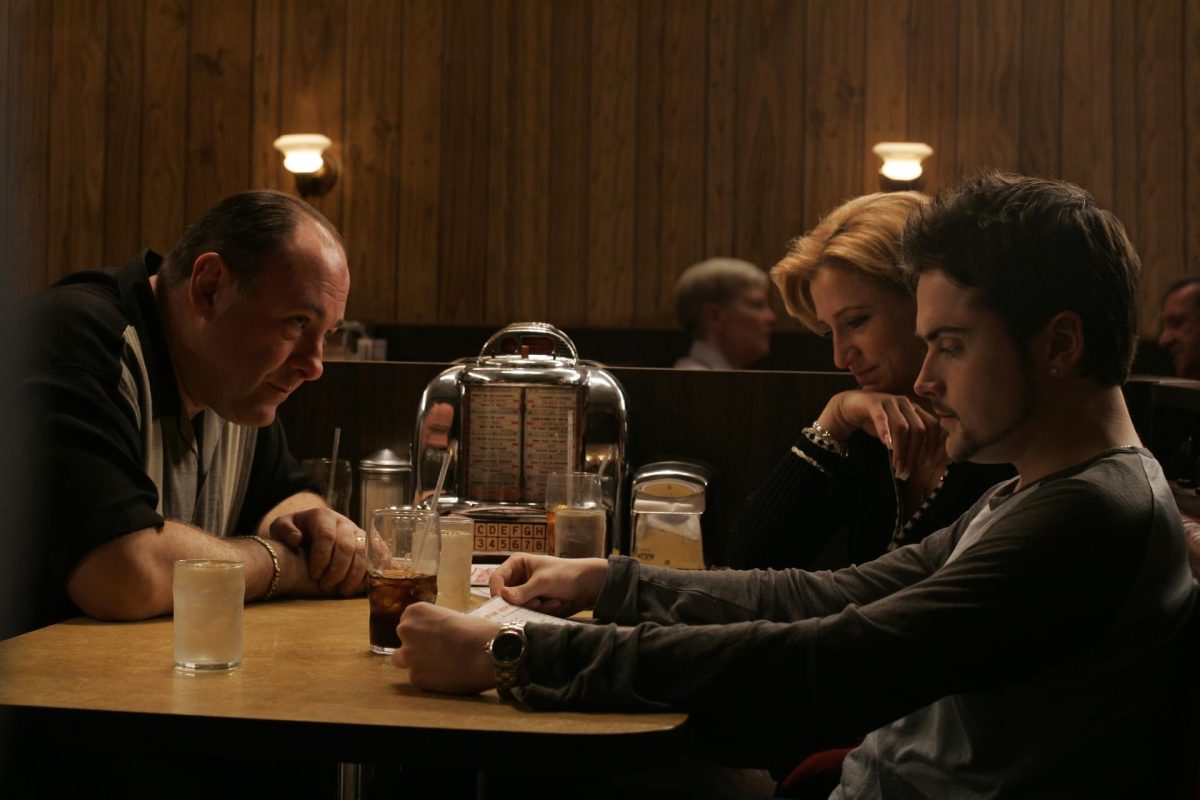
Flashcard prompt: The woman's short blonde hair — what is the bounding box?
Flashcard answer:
[771,191,928,333]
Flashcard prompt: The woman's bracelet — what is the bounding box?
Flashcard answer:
[803,420,847,457]
[249,535,281,601]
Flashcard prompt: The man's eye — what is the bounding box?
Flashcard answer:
[288,316,308,329]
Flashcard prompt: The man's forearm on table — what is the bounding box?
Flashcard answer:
[66,520,280,621]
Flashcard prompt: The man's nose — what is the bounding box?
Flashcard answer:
[290,336,324,381]
[914,354,939,399]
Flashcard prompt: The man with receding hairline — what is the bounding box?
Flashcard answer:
[19,190,366,635]
[1159,275,1200,379]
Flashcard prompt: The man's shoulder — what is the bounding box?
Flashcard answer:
[25,271,131,374]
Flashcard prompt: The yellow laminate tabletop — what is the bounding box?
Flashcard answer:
[0,598,687,767]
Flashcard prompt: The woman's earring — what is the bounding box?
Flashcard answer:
[1049,366,1060,377]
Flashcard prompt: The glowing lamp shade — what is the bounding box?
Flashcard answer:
[272,134,338,198]
[872,142,933,191]
[273,134,331,174]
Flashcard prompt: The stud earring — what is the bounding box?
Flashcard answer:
[1049,366,1060,377]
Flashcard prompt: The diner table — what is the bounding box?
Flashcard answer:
[0,597,689,797]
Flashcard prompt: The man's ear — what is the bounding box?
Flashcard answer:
[187,252,228,320]
[701,301,724,338]
[1044,310,1085,375]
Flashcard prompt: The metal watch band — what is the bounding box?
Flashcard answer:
[487,621,528,700]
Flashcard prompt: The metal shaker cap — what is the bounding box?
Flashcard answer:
[359,448,411,474]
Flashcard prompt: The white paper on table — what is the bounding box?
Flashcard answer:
[470,563,499,586]
[467,595,578,627]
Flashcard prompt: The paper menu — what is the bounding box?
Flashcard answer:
[467,595,578,627]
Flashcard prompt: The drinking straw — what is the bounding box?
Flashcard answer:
[420,448,453,567]
[326,427,342,506]
[566,410,576,507]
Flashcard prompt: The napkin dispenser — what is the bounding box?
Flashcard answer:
[629,460,710,569]
[412,322,627,559]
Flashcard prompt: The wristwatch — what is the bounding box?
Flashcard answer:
[486,621,529,700]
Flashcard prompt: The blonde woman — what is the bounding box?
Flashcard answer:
[728,192,1011,570]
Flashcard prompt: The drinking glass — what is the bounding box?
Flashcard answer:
[366,506,440,654]
[545,472,607,559]
[435,516,475,612]
[301,458,353,517]
[173,560,245,671]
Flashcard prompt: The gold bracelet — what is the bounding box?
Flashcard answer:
[249,535,281,601]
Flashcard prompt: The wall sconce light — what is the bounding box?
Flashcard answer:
[273,134,338,198]
[872,142,933,192]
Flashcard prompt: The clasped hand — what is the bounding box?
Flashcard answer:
[267,507,367,596]
[819,390,943,479]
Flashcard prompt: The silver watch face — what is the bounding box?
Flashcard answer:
[491,629,526,665]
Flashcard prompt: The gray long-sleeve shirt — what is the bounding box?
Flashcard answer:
[514,448,1196,798]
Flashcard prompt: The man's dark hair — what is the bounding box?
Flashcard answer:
[1163,275,1200,307]
[901,171,1141,386]
[159,190,341,289]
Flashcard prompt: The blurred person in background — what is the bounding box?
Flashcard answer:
[673,257,776,370]
[1158,275,1200,379]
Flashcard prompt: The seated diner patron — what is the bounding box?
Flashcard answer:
[673,257,776,370]
[1158,275,1200,380]
[394,172,1197,798]
[19,190,366,633]
[728,191,1011,571]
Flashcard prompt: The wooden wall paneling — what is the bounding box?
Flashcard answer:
[586,0,637,326]
[484,0,514,327]
[956,0,1021,173]
[250,0,283,192]
[656,0,707,327]
[1187,0,1200,275]
[280,0,345,230]
[862,0,911,197]
[510,0,551,322]
[1134,0,1186,332]
[140,0,188,256]
[1017,0,1063,179]
[547,0,591,327]
[803,0,866,229]
[704,0,737,258]
[1109,0,1140,275]
[437,0,492,325]
[343,0,402,324]
[733,0,806,313]
[185,0,253,220]
[48,0,107,281]
[632,1,664,327]
[907,0,959,193]
[1061,0,1114,209]
[102,0,144,266]
[395,0,443,324]
[0,0,8,292]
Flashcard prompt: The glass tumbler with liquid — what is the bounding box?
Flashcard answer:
[173,560,245,671]
[366,506,440,654]
[545,472,607,558]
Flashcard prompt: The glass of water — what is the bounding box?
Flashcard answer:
[173,560,245,671]
[545,472,607,559]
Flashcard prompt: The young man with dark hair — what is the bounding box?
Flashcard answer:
[19,190,365,635]
[392,173,1196,798]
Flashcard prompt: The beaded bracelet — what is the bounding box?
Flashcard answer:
[249,535,281,601]
[803,420,847,457]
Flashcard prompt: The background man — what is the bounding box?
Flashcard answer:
[1159,275,1200,379]
[18,190,365,636]
[393,173,1196,798]
[672,257,775,370]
